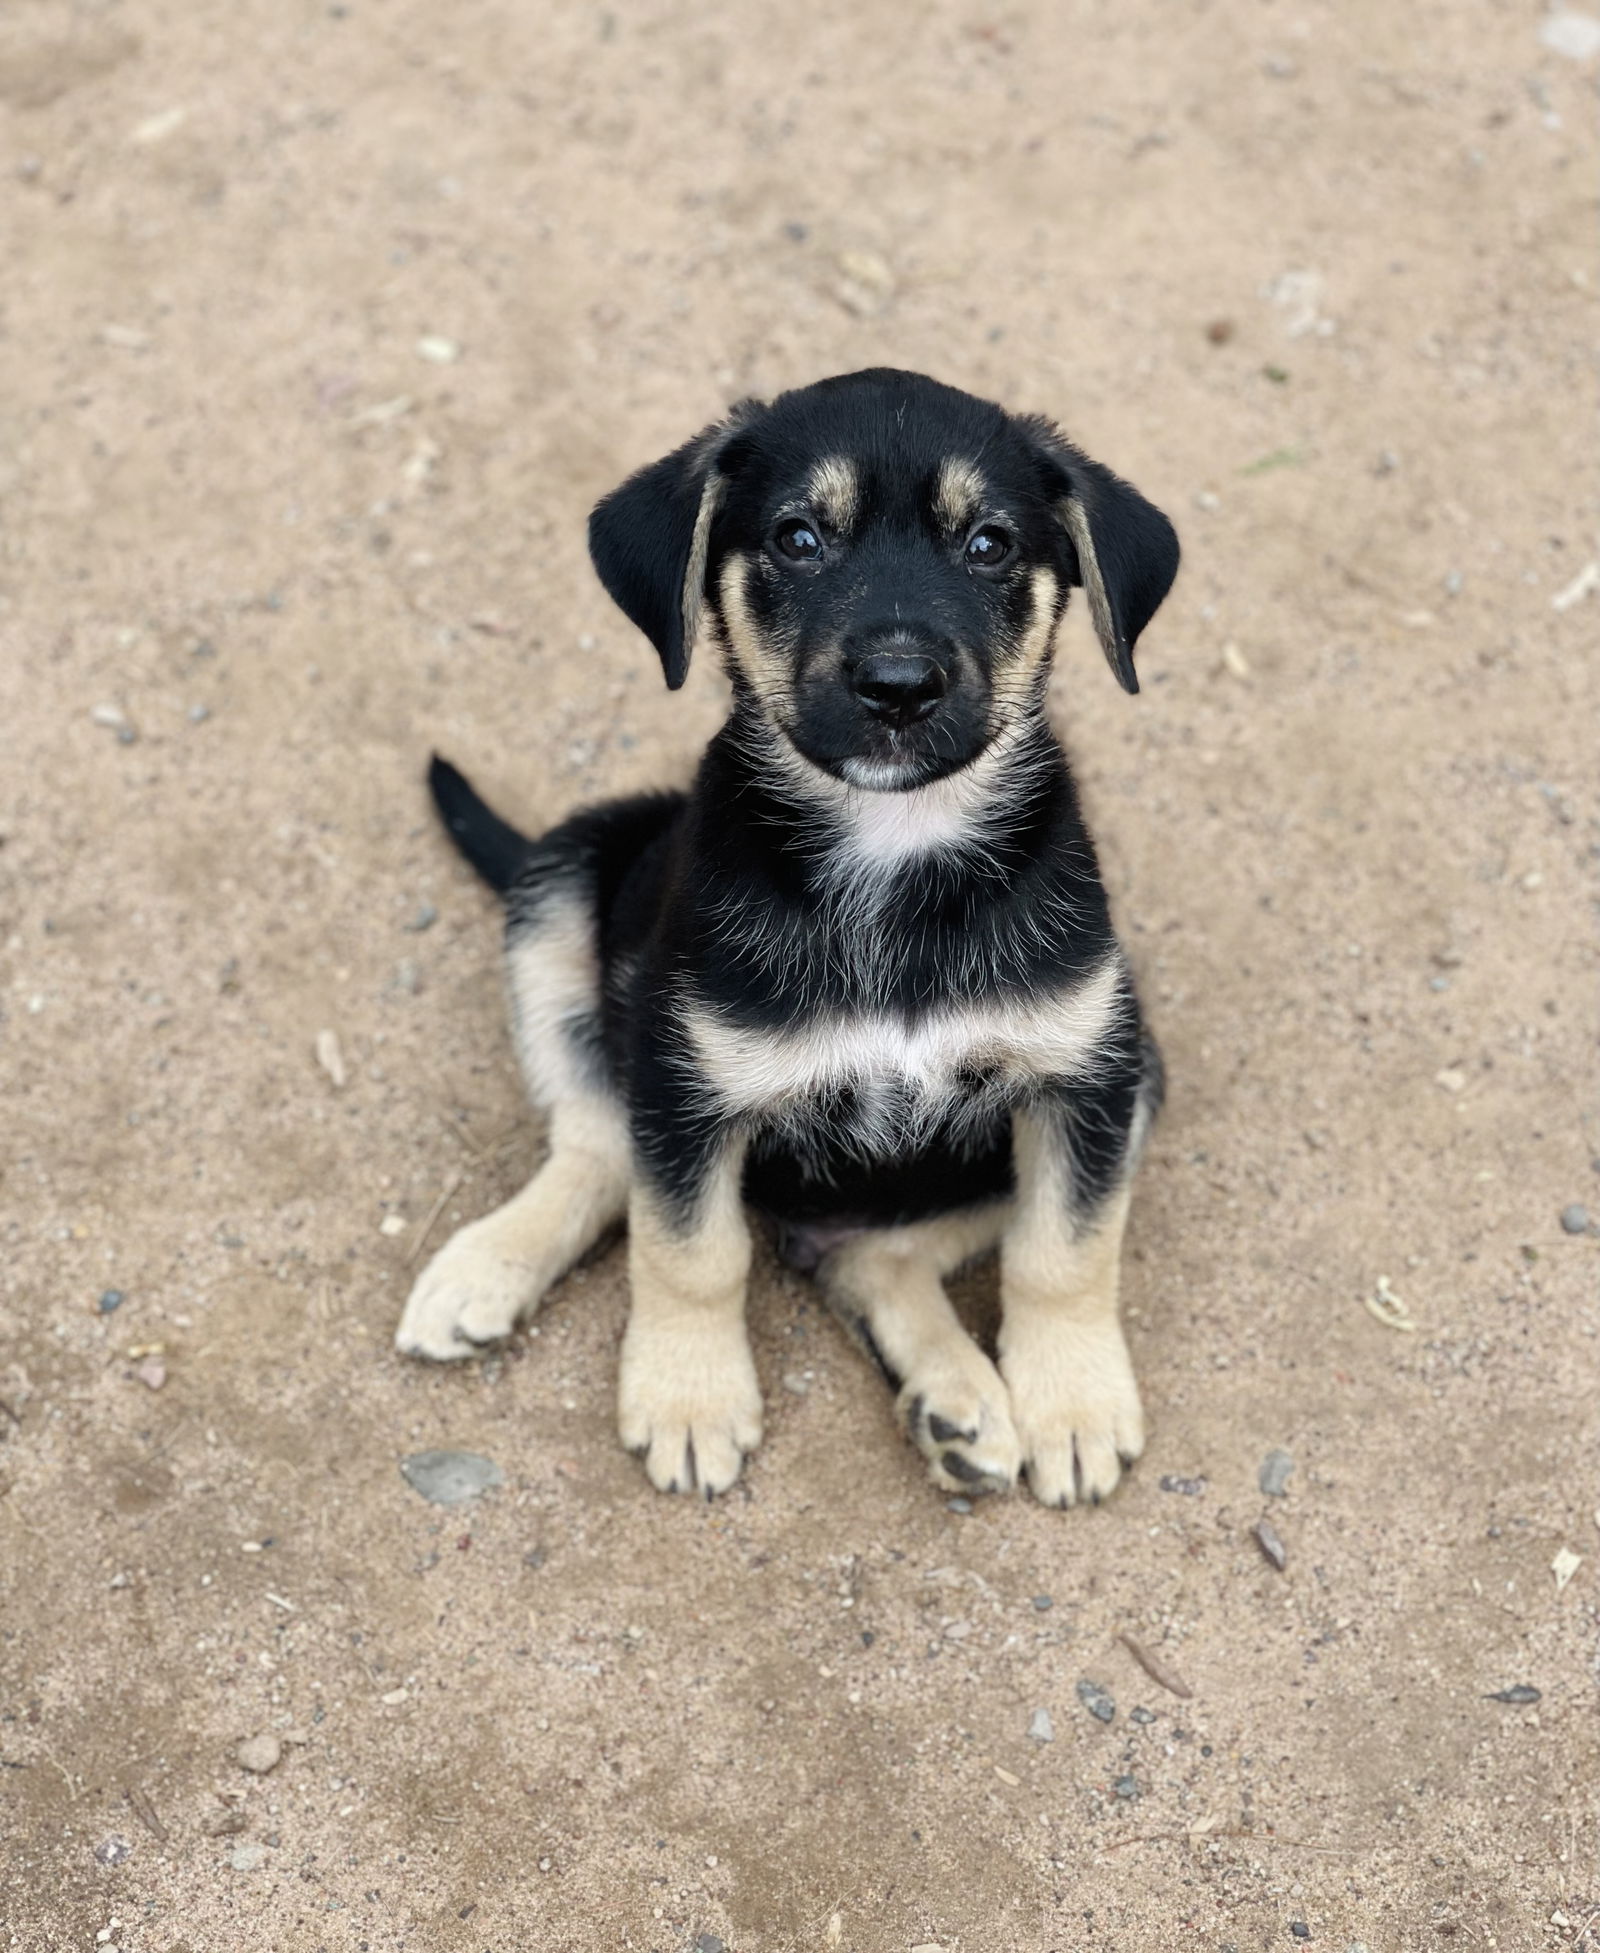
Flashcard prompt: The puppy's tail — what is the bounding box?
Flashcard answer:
[427,754,534,897]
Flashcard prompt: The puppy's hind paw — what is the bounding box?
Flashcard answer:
[394,1222,542,1362]
[899,1352,1021,1498]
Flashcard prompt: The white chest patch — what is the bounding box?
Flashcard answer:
[683,955,1125,1157]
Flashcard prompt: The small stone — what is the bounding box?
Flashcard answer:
[1027,1707,1054,1743]
[394,958,420,994]
[695,1938,726,1953]
[234,1733,282,1775]
[134,1357,166,1391]
[1553,1547,1582,1590]
[1540,11,1600,60]
[1159,1474,1207,1496]
[946,1497,973,1515]
[1435,1067,1467,1093]
[416,334,461,364]
[378,1214,407,1236]
[228,1842,268,1872]
[94,1835,133,1866]
[381,1687,408,1705]
[399,1450,504,1506]
[1112,1774,1140,1800]
[1253,1519,1288,1571]
[1205,317,1235,344]
[1560,1203,1589,1235]
[1259,1448,1294,1498]
[1289,1924,1311,1942]
[1130,1706,1157,1725]
[90,703,128,730]
[780,1370,811,1396]
[1031,1594,1053,1611]
[404,902,438,933]
[1485,1684,1541,1705]
[187,702,211,723]
[1076,1678,1116,1723]
[315,1029,346,1089]
[98,1289,124,1314]
[523,1546,547,1570]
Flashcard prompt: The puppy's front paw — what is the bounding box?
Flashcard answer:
[395,1221,541,1361]
[617,1318,762,1497]
[899,1348,1021,1497]
[1000,1320,1145,1508]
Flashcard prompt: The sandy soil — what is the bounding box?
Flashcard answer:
[3,2,1598,1948]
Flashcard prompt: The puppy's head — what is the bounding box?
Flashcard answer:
[589,369,1178,791]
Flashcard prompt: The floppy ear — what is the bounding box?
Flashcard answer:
[587,413,749,690]
[1027,423,1180,695]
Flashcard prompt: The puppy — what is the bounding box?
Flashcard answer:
[396,368,1179,1507]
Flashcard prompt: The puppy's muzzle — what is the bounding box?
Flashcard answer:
[845,641,950,729]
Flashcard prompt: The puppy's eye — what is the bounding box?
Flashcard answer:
[773,519,824,563]
[965,524,1014,569]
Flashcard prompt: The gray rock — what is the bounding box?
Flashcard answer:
[228,1842,268,1872]
[234,1733,282,1774]
[1027,1707,1054,1743]
[1031,1594,1053,1611]
[404,902,439,933]
[94,1835,133,1866]
[399,1449,504,1506]
[1484,1683,1541,1705]
[695,1939,727,1953]
[1258,1448,1294,1497]
[946,1496,973,1515]
[1112,1774,1140,1800]
[1076,1678,1115,1723]
[98,1288,124,1314]
[1159,1473,1207,1496]
[1253,1518,1288,1571]
[1130,1706,1157,1725]
[1560,1203,1590,1235]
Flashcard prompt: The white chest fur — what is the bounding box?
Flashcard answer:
[683,954,1124,1140]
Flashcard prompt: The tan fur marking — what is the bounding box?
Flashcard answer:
[999,1114,1142,1507]
[718,553,793,708]
[1059,494,1119,665]
[934,456,986,533]
[620,1143,762,1495]
[991,564,1061,711]
[805,456,860,531]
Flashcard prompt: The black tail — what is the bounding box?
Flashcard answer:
[427,755,535,896]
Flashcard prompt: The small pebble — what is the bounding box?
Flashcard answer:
[1031,1594,1053,1611]
[404,902,438,933]
[314,1029,346,1089]
[1540,12,1600,60]
[416,334,461,364]
[1560,1203,1589,1235]
[187,703,211,723]
[134,1356,166,1391]
[94,1836,133,1866]
[780,1371,811,1396]
[90,702,128,730]
[1253,1519,1288,1571]
[1484,1683,1541,1705]
[695,1938,726,1953]
[399,1450,505,1506]
[228,1842,268,1872]
[1159,1474,1207,1496]
[234,1733,282,1775]
[1027,1707,1054,1743]
[1258,1448,1294,1497]
[379,1214,408,1237]
[1289,1924,1310,1942]
[98,1289,124,1314]
[394,958,421,994]
[946,1497,973,1516]
[1112,1774,1139,1800]
[1130,1706,1157,1726]
[1076,1678,1116,1723]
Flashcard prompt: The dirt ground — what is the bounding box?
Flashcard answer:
[3,1,1598,1948]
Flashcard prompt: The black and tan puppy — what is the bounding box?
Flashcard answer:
[396,368,1179,1507]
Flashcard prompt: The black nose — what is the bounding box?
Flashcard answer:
[848,651,948,727]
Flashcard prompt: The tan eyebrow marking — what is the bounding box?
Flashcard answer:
[934,457,987,533]
[804,456,860,531]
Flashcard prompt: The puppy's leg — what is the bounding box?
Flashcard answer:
[820,1204,1020,1495]
[397,880,625,1359]
[999,1060,1156,1507]
[619,1131,762,1497]
[395,1096,628,1358]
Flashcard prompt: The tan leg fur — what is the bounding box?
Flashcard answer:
[998,1108,1144,1507]
[618,1143,762,1497]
